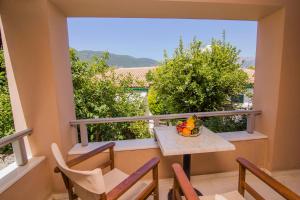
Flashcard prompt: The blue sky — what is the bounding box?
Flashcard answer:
[67,18,257,61]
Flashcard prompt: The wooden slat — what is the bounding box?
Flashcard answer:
[98,160,112,169]
[70,110,262,125]
[237,157,300,200]
[173,174,184,200]
[61,172,76,200]
[238,163,246,196]
[152,163,159,200]
[174,189,183,200]
[172,163,199,200]
[244,182,265,200]
[66,142,115,167]
[135,181,156,200]
[109,145,115,169]
[107,157,160,200]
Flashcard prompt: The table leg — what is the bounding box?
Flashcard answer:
[168,154,203,199]
[183,154,191,180]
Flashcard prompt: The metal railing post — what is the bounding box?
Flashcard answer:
[12,138,28,166]
[154,119,160,127]
[79,124,89,146]
[0,129,32,166]
[247,113,255,134]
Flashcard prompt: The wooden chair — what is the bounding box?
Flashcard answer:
[51,142,159,200]
[171,157,300,200]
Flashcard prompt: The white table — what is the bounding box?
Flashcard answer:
[154,126,235,157]
[154,126,236,198]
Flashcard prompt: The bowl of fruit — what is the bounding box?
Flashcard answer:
[176,115,203,137]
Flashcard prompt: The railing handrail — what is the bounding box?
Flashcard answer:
[70,110,262,126]
[0,128,32,148]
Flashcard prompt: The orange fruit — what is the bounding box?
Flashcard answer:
[186,122,195,130]
[182,128,191,136]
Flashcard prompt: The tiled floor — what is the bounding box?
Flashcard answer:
[50,169,300,200]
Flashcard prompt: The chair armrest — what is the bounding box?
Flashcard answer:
[237,157,300,200]
[172,163,199,200]
[106,157,160,200]
[67,142,115,167]
[55,142,115,173]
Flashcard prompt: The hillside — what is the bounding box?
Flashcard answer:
[76,50,159,67]
[75,50,254,68]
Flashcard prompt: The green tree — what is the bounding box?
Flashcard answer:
[0,49,14,154]
[248,65,255,70]
[70,49,150,141]
[147,38,249,131]
[0,48,6,87]
[0,85,14,137]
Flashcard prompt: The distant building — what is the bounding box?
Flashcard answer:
[113,67,155,97]
[114,66,155,88]
[242,68,255,84]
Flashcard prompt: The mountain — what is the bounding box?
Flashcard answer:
[240,57,255,68]
[75,50,255,68]
[76,50,159,67]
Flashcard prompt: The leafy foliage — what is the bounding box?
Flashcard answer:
[147,38,248,114]
[147,38,249,131]
[0,49,14,154]
[0,50,6,86]
[204,115,247,132]
[70,49,150,141]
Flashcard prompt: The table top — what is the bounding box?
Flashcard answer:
[154,126,235,156]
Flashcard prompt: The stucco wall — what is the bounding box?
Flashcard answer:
[0,0,77,195]
[68,139,267,178]
[254,0,300,171]
[254,8,285,169]
[271,0,300,170]
[0,160,52,200]
[0,0,300,198]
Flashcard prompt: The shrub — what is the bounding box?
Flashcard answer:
[71,49,150,141]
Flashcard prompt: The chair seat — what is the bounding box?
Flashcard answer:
[104,168,148,200]
[199,191,245,200]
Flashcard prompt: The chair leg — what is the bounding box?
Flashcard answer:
[109,146,115,170]
[153,188,159,200]
[61,173,75,200]
[238,163,246,196]
[153,165,159,200]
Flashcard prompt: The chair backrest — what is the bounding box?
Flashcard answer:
[172,159,300,200]
[51,143,106,199]
[237,157,300,200]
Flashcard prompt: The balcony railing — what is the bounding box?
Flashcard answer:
[70,110,262,146]
[0,129,32,166]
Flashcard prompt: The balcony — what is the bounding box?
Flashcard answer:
[0,0,300,200]
[0,109,297,200]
